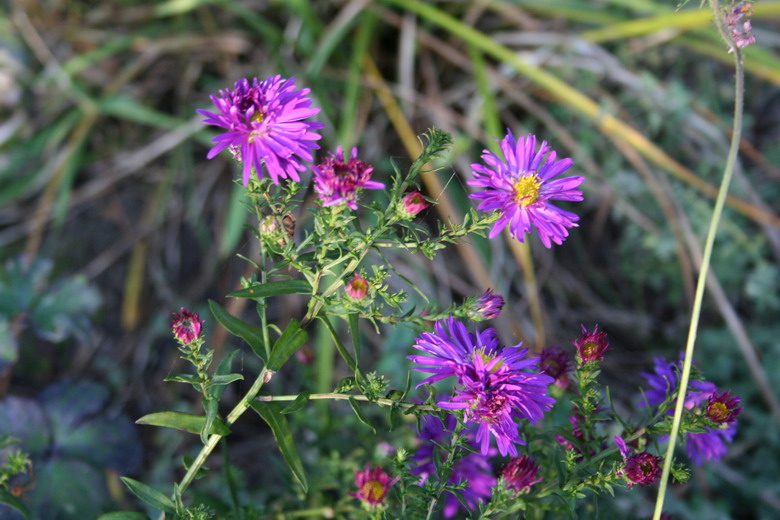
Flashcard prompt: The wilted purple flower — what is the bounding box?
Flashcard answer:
[197,76,323,185]
[539,345,572,389]
[171,308,203,344]
[705,391,742,424]
[412,415,495,518]
[687,425,737,465]
[399,191,429,218]
[349,464,398,507]
[471,288,505,320]
[725,2,756,52]
[501,455,542,495]
[468,130,584,247]
[345,273,369,299]
[409,317,555,456]
[313,146,384,210]
[572,324,609,364]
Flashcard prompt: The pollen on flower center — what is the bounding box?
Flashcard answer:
[513,173,542,206]
[361,480,384,501]
[474,348,504,372]
[250,110,265,123]
[708,402,729,422]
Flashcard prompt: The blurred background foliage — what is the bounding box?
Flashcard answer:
[0,0,779,518]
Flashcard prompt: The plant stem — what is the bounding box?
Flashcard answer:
[652,2,744,518]
[257,392,436,412]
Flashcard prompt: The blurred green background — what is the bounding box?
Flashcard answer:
[1,0,779,518]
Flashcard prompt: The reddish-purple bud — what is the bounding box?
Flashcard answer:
[621,452,662,488]
[346,273,369,299]
[501,455,542,495]
[705,390,742,424]
[400,191,429,218]
[572,324,609,364]
[349,464,398,507]
[171,308,203,344]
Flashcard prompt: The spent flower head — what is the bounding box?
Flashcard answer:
[171,308,203,345]
[468,130,584,247]
[572,324,609,365]
[197,76,323,185]
[501,455,542,495]
[705,391,742,424]
[725,2,756,51]
[313,146,384,210]
[349,464,398,507]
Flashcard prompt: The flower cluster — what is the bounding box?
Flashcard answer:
[198,76,323,185]
[412,415,495,518]
[468,130,584,248]
[409,317,555,456]
[641,355,742,465]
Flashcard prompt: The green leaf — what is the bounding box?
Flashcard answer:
[201,397,219,444]
[250,402,308,492]
[208,299,267,362]
[281,392,311,414]
[120,477,175,513]
[0,488,32,520]
[136,411,230,436]
[228,280,311,299]
[97,513,150,520]
[348,397,376,434]
[348,313,361,366]
[318,316,357,372]
[268,319,308,371]
[210,350,241,401]
[210,373,244,386]
[334,377,357,393]
[163,373,199,384]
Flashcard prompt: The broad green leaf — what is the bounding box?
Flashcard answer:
[208,299,267,362]
[97,513,150,520]
[120,477,175,513]
[228,280,311,299]
[136,411,230,436]
[250,402,308,492]
[0,488,32,519]
[281,392,311,414]
[268,319,308,371]
[348,397,376,434]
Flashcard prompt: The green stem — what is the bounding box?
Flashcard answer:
[257,392,436,412]
[652,2,744,518]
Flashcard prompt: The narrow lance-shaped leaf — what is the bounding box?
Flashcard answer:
[250,402,308,492]
[136,411,230,436]
[348,313,361,366]
[348,397,376,435]
[318,316,357,372]
[209,350,242,401]
[120,477,175,514]
[268,319,308,371]
[208,299,267,362]
[281,391,311,415]
[228,280,311,299]
[0,489,32,520]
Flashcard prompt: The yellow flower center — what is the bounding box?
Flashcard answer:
[361,480,385,502]
[474,348,504,372]
[709,402,729,422]
[513,173,542,206]
[250,110,266,124]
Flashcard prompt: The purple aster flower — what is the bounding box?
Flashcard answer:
[171,308,203,345]
[349,464,398,507]
[539,345,572,389]
[501,455,542,495]
[469,288,505,321]
[412,415,496,518]
[640,355,717,408]
[409,317,555,456]
[198,76,323,185]
[312,146,384,210]
[687,425,737,465]
[705,391,742,424]
[572,324,609,364]
[468,130,584,247]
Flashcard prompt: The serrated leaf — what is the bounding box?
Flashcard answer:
[97,513,150,520]
[281,392,311,414]
[228,280,311,299]
[348,397,376,434]
[0,488,32,519]
[120,477,174,513]
[250,402,308,492]
[268,319,308,371]
[136,411,230,436]
[208,299,267,362]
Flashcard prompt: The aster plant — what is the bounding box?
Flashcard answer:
[102,10,752,512]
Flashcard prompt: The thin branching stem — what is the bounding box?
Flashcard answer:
[652,1,745,518]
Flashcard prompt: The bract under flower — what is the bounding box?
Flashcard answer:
[468,130,584,247]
